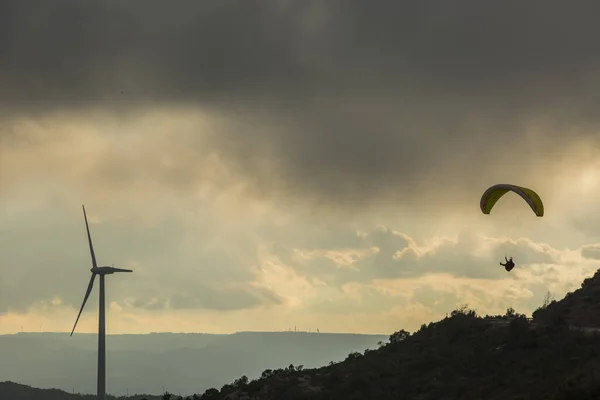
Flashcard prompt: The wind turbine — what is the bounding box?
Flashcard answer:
[70,205,132,400]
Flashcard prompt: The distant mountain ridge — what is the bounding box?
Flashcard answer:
[0,381,159,400]
[0,331,387,396]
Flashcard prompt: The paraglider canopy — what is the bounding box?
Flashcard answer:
[480,184,544,217]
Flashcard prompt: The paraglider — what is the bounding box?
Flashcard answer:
[480,184,544,217]
[480,184,543,272]
[499,256,515,272]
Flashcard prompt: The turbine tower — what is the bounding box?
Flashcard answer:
[70,205,132,400]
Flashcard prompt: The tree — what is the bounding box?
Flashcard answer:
[261,369,273,379]
[451,304,477,317]
[233,375,248,388]
[389,329,411,343]
[505,307,517,318]
[542,291,554,308]
[346,351,362,360]
[532,290,557,319]
[505,307,526,319]
[199,388,220,400]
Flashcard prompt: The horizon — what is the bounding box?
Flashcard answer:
[1,329,388,336]
[4,301,546,336]
[3,0,600,338]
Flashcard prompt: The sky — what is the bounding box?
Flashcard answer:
[2,0,600,335]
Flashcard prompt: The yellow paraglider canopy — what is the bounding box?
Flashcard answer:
[480,184,544,217]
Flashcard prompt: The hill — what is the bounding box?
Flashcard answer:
[189,271,600,400]
[532,269,600,328]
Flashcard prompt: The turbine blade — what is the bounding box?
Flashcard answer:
[70,273,96,337]
[82,205,98,269]
[111,267,133,273]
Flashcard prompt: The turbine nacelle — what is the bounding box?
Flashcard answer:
[91,266,134,275]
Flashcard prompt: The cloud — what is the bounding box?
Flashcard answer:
[410,285,460,314]
[270,226,564,286]
[581,244,600,260]
[2,0,600,213]
[302,272,560,327]
[1,214,598,333]
[162,285,281,311]
[0,203,280,315]
[230,224,600,328]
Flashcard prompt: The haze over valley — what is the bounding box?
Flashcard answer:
[0,331,385,395]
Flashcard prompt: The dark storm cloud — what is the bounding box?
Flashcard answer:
[3,0,600,208]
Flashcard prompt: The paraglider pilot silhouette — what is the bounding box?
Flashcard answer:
[500,256,515,272]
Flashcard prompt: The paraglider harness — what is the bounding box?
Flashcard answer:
[500,256,515,272]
